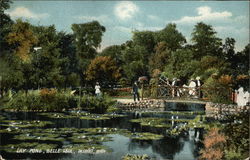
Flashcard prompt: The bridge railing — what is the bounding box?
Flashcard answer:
[141,85,233,102]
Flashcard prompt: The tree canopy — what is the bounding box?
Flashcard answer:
[0,1,248,92]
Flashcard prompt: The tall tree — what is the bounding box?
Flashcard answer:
[72,21,105,84]
[100,45,123,66]
[154,23,186,51]
[7,19,38,62]
[163,48,196,80]
[191,22,222,59]
[57,32,79,88]
[149,42,171,73]
[234,43,249,75]
[121,44,149,82]
[223,37,236,61]
[86,56,121,85]
[31,25,64,88]
[132,31,156,54]
[0,0,13,54]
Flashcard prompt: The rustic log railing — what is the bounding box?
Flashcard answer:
[107,84,233,102]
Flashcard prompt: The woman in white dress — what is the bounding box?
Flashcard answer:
[95,82,101,97]
[188,79,197,96]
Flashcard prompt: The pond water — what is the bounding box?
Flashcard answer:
[0,102,205,160]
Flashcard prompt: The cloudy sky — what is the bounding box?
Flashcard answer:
[5,1,249,51]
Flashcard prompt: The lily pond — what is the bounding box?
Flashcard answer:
[0,102,206,160]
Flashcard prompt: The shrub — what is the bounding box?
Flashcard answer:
[199,128,226,160]
[202,75,233,104]
[6,89,115,113]
[79,95,115,114]
[7,91,27,110]
[223,112,249,159]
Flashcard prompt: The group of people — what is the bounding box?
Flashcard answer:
[94,81,141,102]
[94,76,202,101]
[159,76,203,98]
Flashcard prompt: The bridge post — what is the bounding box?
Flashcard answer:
[141,83,144,100]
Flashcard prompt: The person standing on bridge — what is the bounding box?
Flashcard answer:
[132,81,140,102]
[196,77,203,98]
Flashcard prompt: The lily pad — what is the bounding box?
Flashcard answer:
[130,132,163,140]
[122,154,155,160]
[38,112,75,119]
[0,120,53,128]
[80,115,110,120]
[69,133,112,143]
[130,118,171,128]
[14,132,65,142]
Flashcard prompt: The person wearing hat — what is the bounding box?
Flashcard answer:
[172,78,177,97]
[196,77,203,98]
[188,78,196,96]
[132,81,140,102]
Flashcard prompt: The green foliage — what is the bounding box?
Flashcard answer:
[191,22,222,59]
[100,45,123,66]
[86,56,121,84]
[122,154,154,160]
[149,42,170,73]
[1,15,248,107]
[72,21,106,83]
[132,30,156,53]
[154,23,186,51]
[79,95,115,114]
[223,112,249,159]
[0,0,13,53]
[163,48,195,80]
[6,89,74,111]
[7,19,38,61]
[224,149,242,160]
[191,55,230,80]
[203,75,233,103]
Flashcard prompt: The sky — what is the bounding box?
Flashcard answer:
[5,1,250,52]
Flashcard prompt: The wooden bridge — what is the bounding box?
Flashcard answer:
[111,85,233,103]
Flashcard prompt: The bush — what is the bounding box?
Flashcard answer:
[79,95,115,114]
[223,112,249,159]
[200,128,226,160]
[5,89,115,113]
[6,89,72,111]
[202,75,233,104]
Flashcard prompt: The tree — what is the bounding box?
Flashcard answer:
[121,44,149,82]
[72,21,105,84]
[163,48,196,80]
[149,42,171,73]
[223,37,236,61]
[0,0,13,54]
[31,25,64,88]
[191,22,222,59]
[0,58,24,92]
[154,23,186,51]
[234,43,249,75]
[223,112,249,159]
[57,32,79,88]
[132,31,156,54]
[6,19,38,62]
[192,55,230,80]
[100,45,123,66]
[86,56,121,85]
[122,60,147,83]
